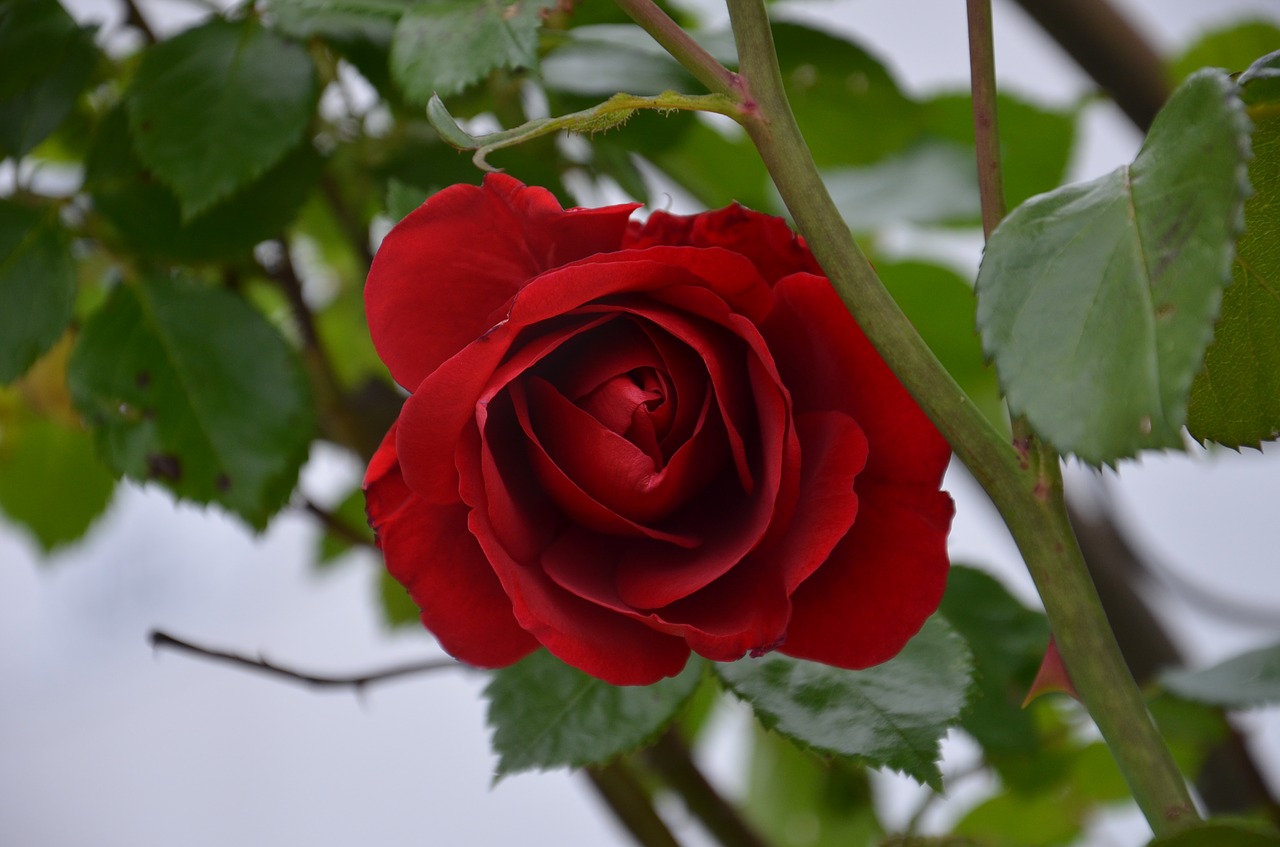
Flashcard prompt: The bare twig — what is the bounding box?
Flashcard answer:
[149,631,457,691]
[121,0,158,45]
[300,495,375,549]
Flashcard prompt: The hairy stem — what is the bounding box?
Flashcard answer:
[616,0,1200,835]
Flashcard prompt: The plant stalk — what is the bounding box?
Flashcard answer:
[618,0,1200,835]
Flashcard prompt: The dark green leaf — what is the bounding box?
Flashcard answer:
[773,22,923,168]
[68,274,314,529]
[390,0,557,102]
[878,263,1005,431]
[486,650,704,777]
[715,617,973,790]
[822,142,980,230]
[266,0,411,44]
[0,411,115,552]
[1146,821,1280,847]
[0,202,76,383]
[1172,22,1280,81]
[1187,68,1280,448]
[1160,643,1280,708]
[975,70,1251,465]
[87,108,322,262]
[127,18,318,218]
[0,0,97,159]
[1147,694,1230,779]
[920,92,1077,215]
[937,565,1048,758]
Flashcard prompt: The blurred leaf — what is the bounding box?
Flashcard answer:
[266,0,410,44]
[68,274,314,530]
[1147,694,1230,778]
[0,202,76,384]
[391,0,557,102]
[486,650,704,777]
[1187,59,1280,448]
[126,18,317,219]
[0,405,115,552]
[937,565,1048,759]
[878,263,1005,431]
[316,487,374,564]
[378,568,420,628]
[822,142,980,230]
[1172,22,1280,81]
[774,21,923,168]
[0,0,97,160]
[920,92,1076,214]
[87,109,322,263]
[715,617,972,790]
[541,25,698,97]
[953,785,1086,846]
[746,728,884,847]
[1160,643,1280,708]
[1065,742,1130,803]
[646,118,773,212]
[1146,822,1280,847]
[975,70,1250,465]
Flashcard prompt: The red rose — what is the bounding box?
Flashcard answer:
[363,174,953,685]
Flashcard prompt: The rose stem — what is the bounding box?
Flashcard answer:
[641,730,772,847]
[616,0,1199,835]
[585,762,687,847]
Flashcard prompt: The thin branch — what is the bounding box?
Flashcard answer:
[122,0,159,45]
[965,0,1007,239]
[642,730,773,847]
[299,495,375,549]
[585,761,686,847]
[1008,0,1170,131]
[319,173,375,270]
[613,0,743,99]
[149,630,459,691]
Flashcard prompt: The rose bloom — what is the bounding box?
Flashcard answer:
[364,174,953,685]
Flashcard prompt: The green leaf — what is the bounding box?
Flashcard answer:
[0,0,97,159]
[1187,62,1280,448]
[266,0,411,44]
[0,202,76,384]
[541,25,698,97]
[126,18,318,219]
[1172,21,1280,81]
[878,263,1006,431]
[1159,643,1280,708]
[646,118,774,213]
[920,92,1077,215]
[936,565,1048,759]
[390,0,557,102]
[315,487,375,565]
[822,142,980,230]
[714,617,973,790]
[0,412,115,552]
[773,22,923,168]
[1146,821,1280,847]
[377,568,420,628]
[68,274,314,529]
[975,70,1251,465]
[485,650,704,777]
[953,785,1086,846]
[87,108,322,262]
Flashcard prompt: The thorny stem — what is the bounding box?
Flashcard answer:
[617,0,1200,835]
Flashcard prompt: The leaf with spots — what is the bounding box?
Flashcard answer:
[715,618,973,790]
[1187,51,1280,448]
[975,70,1251,465]
[67,274,314,530]
[486,650,704,777]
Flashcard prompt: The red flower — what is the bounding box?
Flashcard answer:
[364,174,953,685]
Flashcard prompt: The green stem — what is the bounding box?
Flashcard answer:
[585,762,685,847]
[965,0,1007,238]
[618,0,1200,835]
[643,731,773,847]
[612,0,740,96]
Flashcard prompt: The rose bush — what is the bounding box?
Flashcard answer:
[363,174,953,685]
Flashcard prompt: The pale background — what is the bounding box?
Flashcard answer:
[3,0,1279,845]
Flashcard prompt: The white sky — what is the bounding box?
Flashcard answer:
[3,1,1280,845]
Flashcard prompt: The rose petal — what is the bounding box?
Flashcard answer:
[765,272,951,487]
[779,483,954,669]
[625,204,823,286]
[466,510,691,685]
[366,173,637,390]
[363,426,538,667]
